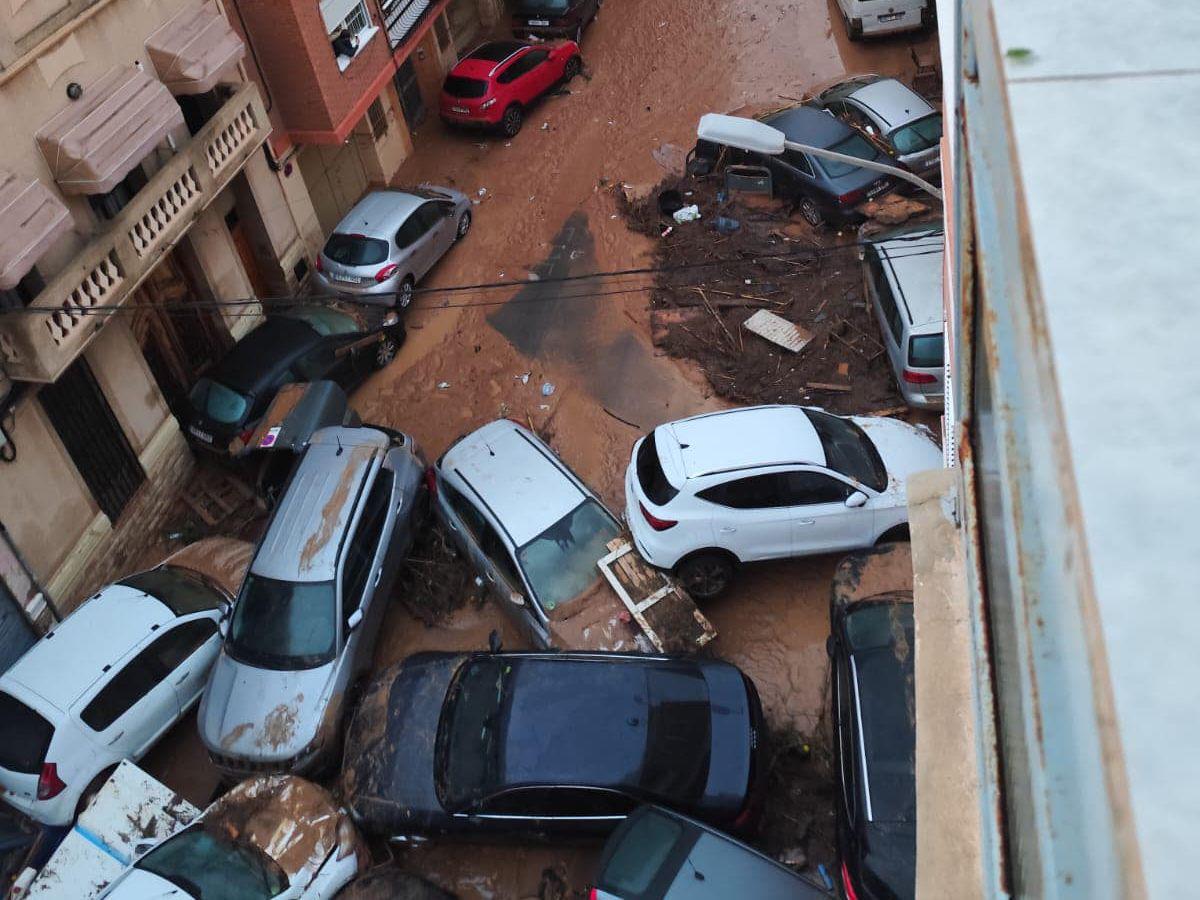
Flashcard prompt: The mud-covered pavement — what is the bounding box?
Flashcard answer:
[147,2,935,896]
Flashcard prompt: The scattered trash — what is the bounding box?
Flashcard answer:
[660,225,673,238]
[437,381,450,389]
[672,204,701,223]
[517,372,531,384]
[505,142,512,147]
[807,381,852,393]
[818,865,834,890]
[541,382,556,397]
[743,310,814,353]
[527,272,541,281]
[714,216,741,234]
[166,531,183,541]
[476,187,487,197]
[778,847,807,869]
[744,278,752,285]
[541,121,550,130]
[539,404,550,410]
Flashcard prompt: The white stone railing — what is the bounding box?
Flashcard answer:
[0,82,268,382]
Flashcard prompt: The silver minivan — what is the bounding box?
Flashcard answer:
[862,224,945,409]
[198,425,427,777]
[312,186,473,308]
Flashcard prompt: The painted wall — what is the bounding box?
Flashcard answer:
[84,318,169,454]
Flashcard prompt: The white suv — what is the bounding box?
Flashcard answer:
[624,406,940,598]
[0,538,249,826]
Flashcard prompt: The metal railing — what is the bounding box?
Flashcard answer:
[0,82,270,383]
[378,0,434,52]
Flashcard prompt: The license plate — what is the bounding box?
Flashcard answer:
[529,18,550,26]
[878,12,904,21]
[452,105,469,114]
[867,179,889,198]
[188,425,213,443]
[336,273,363,284]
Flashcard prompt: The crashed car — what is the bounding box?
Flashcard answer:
[341,651,767,841]
[182,303,404,454]
[97,775,367,899]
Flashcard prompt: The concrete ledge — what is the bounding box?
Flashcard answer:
[909,467,987,899]
[44,510,111,608]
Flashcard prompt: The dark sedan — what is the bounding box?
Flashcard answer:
[512,0,601,43]
[739,106,895,227]
[181,304,403,453]
[342,652,767,840]
[828,552,916,900]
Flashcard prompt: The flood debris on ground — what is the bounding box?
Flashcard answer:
[757,725,838,882]
[393,525,483,626]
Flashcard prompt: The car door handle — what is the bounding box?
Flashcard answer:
[447,519,459,531]
[107,731,125,746]
[485,571,496,584]
[719,526,737,533]
[797,519,816,526]
[174,671,190,686]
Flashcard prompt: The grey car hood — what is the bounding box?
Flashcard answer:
[199,650,337,763]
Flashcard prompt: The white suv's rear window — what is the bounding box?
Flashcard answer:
[0,690,53,774]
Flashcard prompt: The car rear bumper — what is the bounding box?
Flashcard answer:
[1,784,73,827]
[624,463,683,570]
[860,8,927,36]
[513,25,575,39]
[440,107,502,128]
[312,270,399,302]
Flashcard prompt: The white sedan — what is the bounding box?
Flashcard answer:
[625,405,941,597]
[98,776,366,899]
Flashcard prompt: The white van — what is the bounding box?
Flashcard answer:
[835,0,933,40]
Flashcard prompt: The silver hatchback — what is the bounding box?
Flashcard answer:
[198,425,427,777]
[313,186,472,308]
[811,75,942,180]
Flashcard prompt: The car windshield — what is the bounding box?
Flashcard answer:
[227,575,336,670]
[189,378,249,426]
[850,605,916,824]
[639,667,711,801]
[803,408,888,492]
[889,113,943,155]
[436,657,508,808]
[517,0,570,11]
[816,133,879,178]
[600,810,686,894]
[0,692,53,774]
[119,567,226,616]
[908,333,944,369]
[516,500,622,611]
[322,233,388,267]
[443,75,488,98]
[637,431,679,505]
[134,825,288,900]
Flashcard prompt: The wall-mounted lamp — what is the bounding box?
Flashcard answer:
[66,82,82,100]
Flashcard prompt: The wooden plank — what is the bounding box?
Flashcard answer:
[742,309,813,353]
[807,382,852,393]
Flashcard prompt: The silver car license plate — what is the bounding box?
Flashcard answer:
[867,179,889,198]
[529,18,550,26]
[336,273,363,284]
[189,425,213,443]
[878,11,904,21]
[452,105,469,114]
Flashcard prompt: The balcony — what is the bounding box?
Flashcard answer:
[379,0,435,52]
[0,81,269,383]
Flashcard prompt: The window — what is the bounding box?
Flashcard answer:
[367,97,388,140]
[226,576,337,670]
[438,657,508,808]
[908,333,945,369]
[135,825,287,900]
[889,113,943,155]
[641,667,711,801]
[867,247,905,344]
[148,620,218,671]
[481,787,634,818]
[416,201,449,231]
[497,52,538,84]
[395,208,431,248]
[323,233,389,266]
[188,378,250,426]
[293,342,336,381]
[516,500,622,611]
[81,650,164,732]
[815,133,878,179]
[441,479,488,536]
[341,471,393,622]
[781,148,815,178]
[835,658,857,824]
[780,471,854,505]
[598,810,685,895]
[0,692,54,774]
[87,165,148,221]
[803,409,888,493]
[697,473,784,509]
[478,520,521,589]
[0,267,44,310]
[443,75,488,98]
[636,430,679,505]
[119,567,226,616]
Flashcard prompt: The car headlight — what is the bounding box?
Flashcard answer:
[481,98,497,110]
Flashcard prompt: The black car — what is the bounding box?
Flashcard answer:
[828,553,915,900]
[181,304,403,452]
[512,0,601,43]
[593,805,832,899]
[712,106,895,227]
[343,652,767,840]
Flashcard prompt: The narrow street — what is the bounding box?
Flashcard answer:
[331,1,934,895]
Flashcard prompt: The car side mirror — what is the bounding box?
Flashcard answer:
[218,617,229,638]
[346,609,364,631]
[845,490,868,508]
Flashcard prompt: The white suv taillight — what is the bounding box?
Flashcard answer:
[36,763,66,800]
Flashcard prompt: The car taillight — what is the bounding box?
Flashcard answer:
[902,369,938,384]
[238,426,255,446]
[37,763,66,801]
[639,502,677,531]
[837,187,866,206]
[732,803,755,831]
[588,890,598,900]
[424,466,438,497]
[375,263,400,283]
[841,860,859,900]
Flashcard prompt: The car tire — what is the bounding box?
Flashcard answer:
[799,196,824,228]
[375,326,405,369]
[75,766,117,819]
[456,210,472,240]
[876,524,911,544]
[564,54,582,81]
[501,104,524,137]
[675,552,735,600]
[397,276,415,308]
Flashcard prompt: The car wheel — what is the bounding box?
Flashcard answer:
[675,552,735,600]
[564,54,582,80]
[799,196,824,228]
[876,524,911,544]
[456,210,472,240]
[375,328,403,369]
[501,104,523,137]
[397,276,414,308]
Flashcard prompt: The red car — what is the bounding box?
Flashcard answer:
[440,39,581,137]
